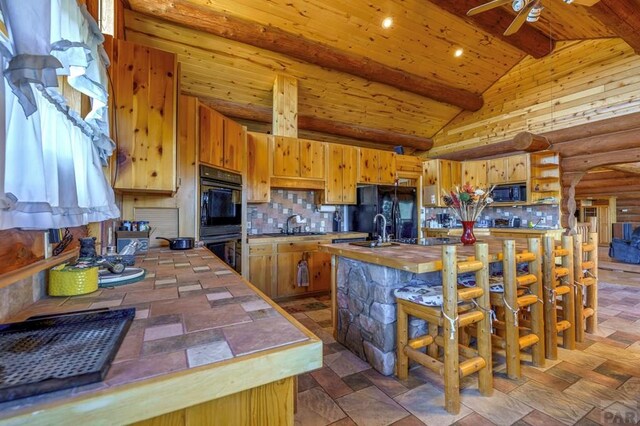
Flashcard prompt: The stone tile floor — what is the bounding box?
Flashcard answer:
[280,276,640,425]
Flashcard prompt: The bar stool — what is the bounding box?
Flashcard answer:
[488,238,545,379]
[395,243,492,414]
[573,232,599,342]
[542,235,575,359]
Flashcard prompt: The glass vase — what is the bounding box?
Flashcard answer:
[460,221,477,245]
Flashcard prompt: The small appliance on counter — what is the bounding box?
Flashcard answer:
[509,216,521,228]
[493,218,510,228]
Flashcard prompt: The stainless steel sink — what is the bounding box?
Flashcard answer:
[348,241,402,248]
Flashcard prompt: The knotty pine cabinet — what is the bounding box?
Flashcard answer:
[318,144,358,204]
[358,148,397,184]
[272,136,326,179]
[199,104,245,173]
[248,239,332,299]
[487,154,528,184]
[246,132,271,203]
[461,160,488,188]
[423,160,461,206]
[112,40,177,192]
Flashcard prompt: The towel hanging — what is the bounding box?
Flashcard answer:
[297,254,310,287]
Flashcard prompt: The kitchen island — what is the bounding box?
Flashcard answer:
[0,247,322,425]
[320,240,511,376]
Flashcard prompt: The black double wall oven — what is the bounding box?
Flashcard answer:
[200,165,242,272]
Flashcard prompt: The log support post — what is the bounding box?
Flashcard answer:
[273,74,298,137]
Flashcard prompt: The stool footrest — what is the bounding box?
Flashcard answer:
[404,346,442,374]
[555,267,570,278]
[458,286,484,301]
[516,252,537,263]
[557,320,571,332]
[517,294,538,308]
[583,307,595,319]
[582,243,596,252]
[519,333,539,350]
[408,335,434,350]
[459,357,487,378]
[581,277,596,286]
[459,310,485,328]
[556,285,571,296]
[555,249,570,257]
[516,274,538,286]
[582,261,595,270]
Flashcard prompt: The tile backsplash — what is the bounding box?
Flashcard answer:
[247,190,333,235]
[424,204,561,228]
[0,271,46,322]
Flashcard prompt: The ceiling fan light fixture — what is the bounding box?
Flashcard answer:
[563,0,574,3]
[381,16,393,29]
[512,0,532,12]
[527,5,544,22]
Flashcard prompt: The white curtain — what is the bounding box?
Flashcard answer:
[0,0,119,230]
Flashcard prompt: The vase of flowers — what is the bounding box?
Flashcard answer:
[442,184,495,245]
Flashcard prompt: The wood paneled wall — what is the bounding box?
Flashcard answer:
[576,170,640,223]
[123,10,454,141]
[431,39,640,157]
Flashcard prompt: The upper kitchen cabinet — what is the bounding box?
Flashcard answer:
[461,160,488,188]
[423,159,461,206]
[247,132,271,203]
[199,105,245,173]
[112,40,177,193]
[396,155,423,179]
[358,148,397,184]
[487,154,529,184]
[318,144,358,204]
[272,136,326,179]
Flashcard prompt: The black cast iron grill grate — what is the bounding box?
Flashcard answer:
[0,308,135,402]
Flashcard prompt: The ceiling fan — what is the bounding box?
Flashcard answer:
[467,0,599,36]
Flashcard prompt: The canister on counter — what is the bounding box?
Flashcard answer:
[121,220,132,231]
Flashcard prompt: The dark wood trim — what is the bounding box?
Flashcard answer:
[201,99,433,151]
[589,0,640,55]
[127,0,483,111]
[427,0,555,58]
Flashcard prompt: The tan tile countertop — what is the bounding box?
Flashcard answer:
[0,247,322,425]
[247,231,368,244]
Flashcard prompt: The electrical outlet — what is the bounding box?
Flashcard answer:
[540,217,546,224]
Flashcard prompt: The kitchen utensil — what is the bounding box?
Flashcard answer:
[99,267,146,287]
[156,236,195,250]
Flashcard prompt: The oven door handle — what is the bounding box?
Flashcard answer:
[200,180,242,191]
[201,234,242,243]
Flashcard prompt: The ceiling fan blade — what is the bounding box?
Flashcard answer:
[503,0,537,35]
[467,0,513,16]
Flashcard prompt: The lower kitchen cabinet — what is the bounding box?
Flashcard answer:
[247,239,332,299]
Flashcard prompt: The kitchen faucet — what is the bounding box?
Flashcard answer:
[373,214,387,243]
[285,214,305,234]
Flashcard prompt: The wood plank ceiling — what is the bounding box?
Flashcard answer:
[125,0,632,150]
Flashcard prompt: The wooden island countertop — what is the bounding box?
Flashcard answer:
[0,247,322,426]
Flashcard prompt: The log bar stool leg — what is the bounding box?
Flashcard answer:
[475,243,493,397]
[561,235,576,350]
[573,234,585,343]
[442,245,461,414]
[528,237,546,368]
[396,301,409,380]
[543,236,558,360]
[503,240,520,379]
[586,232,598,334]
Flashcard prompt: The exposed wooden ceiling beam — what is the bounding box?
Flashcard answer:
[589,0,640,55]
[126,0,483,111]
[427,0,555,58]
[432,131,547,160]
[201,98,434,151]
[607,163,640,175]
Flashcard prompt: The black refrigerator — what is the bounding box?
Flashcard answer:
[347,185,418,240]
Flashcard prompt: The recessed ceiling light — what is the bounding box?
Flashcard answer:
[381,16,393,29]
[454,48,464,57]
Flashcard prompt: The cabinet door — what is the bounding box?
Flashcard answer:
[507,154,528,182]
[199,105,224,168]
[440,160,456,195]
[247,133,270,203]
[300,139,325,179]
[462,160,487,188]
[224,118,245,172]
[342,146,358,204]
[423,160,439,186]
[272,136,300,177]
[249,254,272,296]
[325,144,343,204]
[358,148,379,183]
[378,151,397,184]
[487,158,507,184]
[309,250,332,292]
[276,252,310,297]
[114,40,177,192]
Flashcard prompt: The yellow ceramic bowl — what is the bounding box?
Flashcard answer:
[49,264,99,296]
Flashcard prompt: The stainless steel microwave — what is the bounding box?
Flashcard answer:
[491,184,527,203]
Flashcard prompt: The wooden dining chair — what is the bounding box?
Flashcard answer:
[573,232,598,342]
[395,243,492,414]
[489,238,545,379]
[542,235,576,359]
